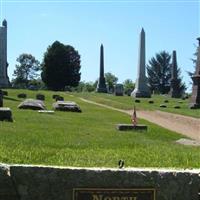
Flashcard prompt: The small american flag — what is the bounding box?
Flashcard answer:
[131,106,137,126]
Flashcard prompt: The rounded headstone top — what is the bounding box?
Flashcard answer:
[2,19,7,27]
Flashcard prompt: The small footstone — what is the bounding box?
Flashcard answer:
[38,110,54,114]
[18,93,27,98]
[36,94,45,101]
[176,138,200,146]
[164,100,169,103]
[116,124,147,131]
[0,107,13,122]
[55,96,64,101]
[174,105,181,109]
[52,94,59,99]
[160,104,167,108]
[135,99,141,103]
[148,100,154,104]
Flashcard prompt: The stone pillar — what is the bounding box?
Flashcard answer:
[169,51,181,98]
[0,19,10,88]
[189,38,200,109]
[96,44,107,93]
[0,90,3,107]
[131,28,151,98]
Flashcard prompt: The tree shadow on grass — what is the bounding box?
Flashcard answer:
[3,96,20,102]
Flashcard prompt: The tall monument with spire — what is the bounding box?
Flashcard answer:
[169,50,182,98]
[0,19,10,88]
[131,28,151,98]
[96,44,107,93]
[189,38,200,109]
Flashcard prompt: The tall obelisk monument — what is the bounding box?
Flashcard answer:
[96,44,107,93]
[189,38,200,109]
[169,50,181,98]
[0,19,10,88]
[131,28,151,98]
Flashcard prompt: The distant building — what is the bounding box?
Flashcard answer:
[0,19,10,88]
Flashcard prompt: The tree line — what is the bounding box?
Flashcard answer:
[12,40,194,95]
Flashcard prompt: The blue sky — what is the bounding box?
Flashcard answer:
[0,0,199,91]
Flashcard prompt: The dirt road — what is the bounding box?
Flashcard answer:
[80,98,200,141]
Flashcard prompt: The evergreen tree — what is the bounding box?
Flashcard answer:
[147,51,186,94]
[187,46,198,79]
[147,51,171,94]
[41,41,81,90]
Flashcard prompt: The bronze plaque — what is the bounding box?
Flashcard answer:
[73,188,156,200]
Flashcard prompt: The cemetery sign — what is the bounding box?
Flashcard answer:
[73,188,156,200]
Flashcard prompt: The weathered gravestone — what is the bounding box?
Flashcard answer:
[189,37,200,109]
[0,107,13,122]
[0,164,199,200]
[53,101,81,112]
[114,84,124,96]
[18,99,45,110]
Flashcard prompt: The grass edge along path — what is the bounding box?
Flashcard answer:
[80,97,200,142]
[74,93,200,118]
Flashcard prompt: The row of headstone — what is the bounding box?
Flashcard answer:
[18,99,81,112]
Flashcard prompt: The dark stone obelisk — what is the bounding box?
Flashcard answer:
[131,28,151,98]
[96,44,107,93]
[189,38,200,109]
[0,19,10,88]
[169,50,181,98]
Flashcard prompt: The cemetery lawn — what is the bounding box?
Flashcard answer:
[74,92,200,118]
[0,89,200,168]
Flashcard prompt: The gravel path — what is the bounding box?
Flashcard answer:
[80,98,200,142]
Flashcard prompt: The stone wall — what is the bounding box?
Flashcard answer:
[0,164,199,200]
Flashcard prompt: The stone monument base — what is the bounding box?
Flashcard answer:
[189,75,200,109]
[131,89,151,98]
[116,124,147,131]
[0,77,10,88]
[189,103,200,109]
[96,87,108,93]
[169,79,182,98]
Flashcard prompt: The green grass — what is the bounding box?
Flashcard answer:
[73,92,200,118]
[0,89,199,168]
